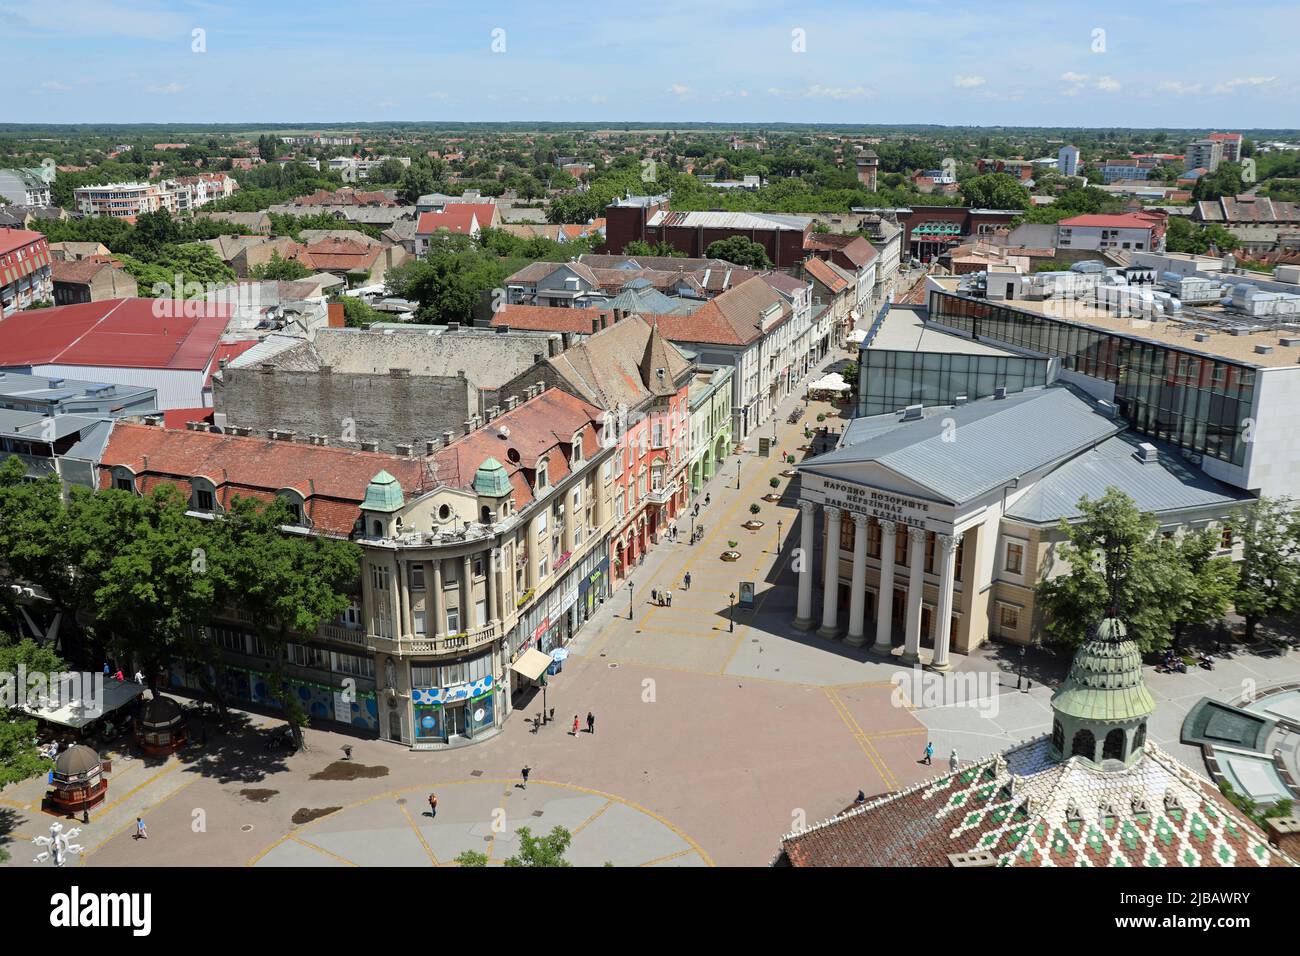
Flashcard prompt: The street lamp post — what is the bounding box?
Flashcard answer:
[776,520,783,554]
[1017,644,1026,691]
[628,581,635,621]
[736,459,741,490]
[729,592,736,633]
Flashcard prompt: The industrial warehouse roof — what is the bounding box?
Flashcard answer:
[1005,432,1253,525]
[800,387,1121,505]
[0,298,232,372]
[646,209,812,231]
[867,307,1021,356]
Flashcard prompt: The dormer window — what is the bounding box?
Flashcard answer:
[191,477,217,513]
[537,459,548,491]
[278,490,306,526]
[572,434,583,464]
[111,467,136,494]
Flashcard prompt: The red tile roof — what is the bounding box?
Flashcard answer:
[0,226,47,257]
[433,388,605,509]
[0,298,232,371]
[99,422,435,536]
[805,232,877,267]
[490,304,623,334]
[1058,213,1159,229]
[416,207,480,235]
[803,256,850,294]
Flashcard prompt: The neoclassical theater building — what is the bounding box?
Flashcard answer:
[793,384,1249,666]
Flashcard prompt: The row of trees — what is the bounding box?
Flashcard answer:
[0,458,361,750]
[1037,490,1300,651]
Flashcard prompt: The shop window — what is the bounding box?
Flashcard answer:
[998,604,1019,633]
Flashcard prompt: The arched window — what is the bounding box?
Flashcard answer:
[1071,729,1095,760]
[191,477,217,512]
[277,490,306,526]
[1103,728,1126,761]
[481,505,493,525]
[1051,720,1064,753]
[1133,722,1147,751]
[372,519,383,537]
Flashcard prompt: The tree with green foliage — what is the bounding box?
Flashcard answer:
[960,172,1031,211]
[1164,216,1240,255]
[1036,489,1191,652]
[121,244,235,297]
[204,497,361,747]
[338,295,380,328]
[91,484,217,697]
[704,236,772,269]
[502,825,572,867]
[454,850,490,867]
[0,631,69,791]
[1168,527,1238,647]
[1231,497,1300,642]
[250,250,312,281]
[1193,163,1246,202]
[385,235,514,324]
[623,239,685,259]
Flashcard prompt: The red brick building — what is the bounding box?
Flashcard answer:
[603,195,812,267]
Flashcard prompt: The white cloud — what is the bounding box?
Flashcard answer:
[668,83,692,99]
[953,74,986,88]
[37,80,71,92]
[145,83,185,95]
[802,84,874,100]
[1060,72,1088,84]
[1158,80,1203,96]
[426,91,450,100]
[1095,75,1121,93]
[1212,76,1277,94]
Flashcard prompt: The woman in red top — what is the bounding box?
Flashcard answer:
[572,715,580,736]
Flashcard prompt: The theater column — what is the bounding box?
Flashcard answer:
[845,513,870,646]
[794,500,816,631]
[817,507,842,639]
[901,527,927,664]
[872,520,897,655]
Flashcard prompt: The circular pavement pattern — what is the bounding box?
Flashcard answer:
[249,779,712,867]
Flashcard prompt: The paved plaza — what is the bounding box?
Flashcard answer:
[4,330,1299,868]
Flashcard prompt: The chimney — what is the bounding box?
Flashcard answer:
[1255,344,1273,355]
[1266,816,1300,861]
[442,430,453,445]
[464,419,474,435]
[506,395,519,411]
[533,352,544,365]
[535,380,546,397]
[360,439,379,452]
[614,308,624,323]
[218,358,229,370]
[562,331,574,351]
[1097,400,1117,418]
[547,336,561,357]
[496,324,510,334]
[394,442,413,457]
[425,439,438,455]
[144,414,164,427]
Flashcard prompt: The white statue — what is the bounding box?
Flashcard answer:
[33,821,84,867]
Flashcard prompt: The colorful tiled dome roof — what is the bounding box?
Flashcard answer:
[1052,616,1156,724]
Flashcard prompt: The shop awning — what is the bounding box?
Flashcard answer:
[809,372,850,392]
[17,678,145,729]
[510,648,554,682]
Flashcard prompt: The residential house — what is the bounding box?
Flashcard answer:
[51,259,138,305]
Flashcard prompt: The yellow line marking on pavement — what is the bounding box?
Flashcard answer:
[484,786,512,862]
[824,687,902,792]
[291,835,359,867]
[571,798,613,836]
[639,848,695,867]
[865,727,928,739]
[79,775,200,860]
[248,777,715,867]
[632,624,728,639]
[0,798,28,810]
[398,798,440,866]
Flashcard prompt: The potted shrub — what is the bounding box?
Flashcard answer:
[769,476,780,489]
[750,503,761,515]
[816,413,826,423]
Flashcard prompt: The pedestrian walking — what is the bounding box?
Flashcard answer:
[665,589,672,607]
[571,714,580,736]
[923,741,933,765]
[854,790,866,805]
[133,670,144,685]
[651,587,659,606]
[948,749,959,772]
[135,817,148,840]
[520,765,531,789]
[705,493,711,507]
[427,793,438,818]
[586,711,595,735]
[684,571,692,590]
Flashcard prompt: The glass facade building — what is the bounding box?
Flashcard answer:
[858,348,1051,417]
[929,291,1256,466]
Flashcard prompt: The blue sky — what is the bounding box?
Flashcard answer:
[3,0,1297,128]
